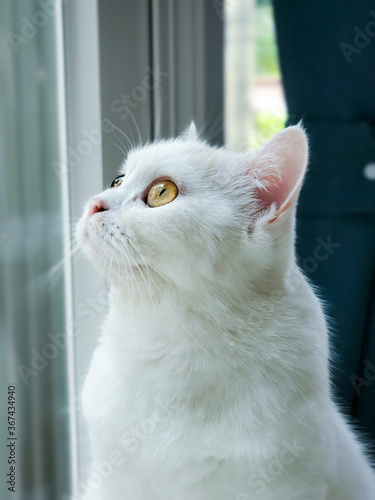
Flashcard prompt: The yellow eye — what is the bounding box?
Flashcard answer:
[147,180,178,207]
[111,174,124,188]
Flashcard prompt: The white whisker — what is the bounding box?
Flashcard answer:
[108,122,134,150]
[126,107,143,147]
[124,238,212,357]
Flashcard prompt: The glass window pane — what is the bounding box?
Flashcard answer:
[225,0,286,151]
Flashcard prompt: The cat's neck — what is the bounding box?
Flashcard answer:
[101,266,330,419]
[105,264,328,369]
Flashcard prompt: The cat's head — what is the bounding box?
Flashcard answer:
[77,123,308,293]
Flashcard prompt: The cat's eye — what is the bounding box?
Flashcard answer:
[111,174,125,188]
[147,180,178,207]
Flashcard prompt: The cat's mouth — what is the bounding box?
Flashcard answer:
[81,216,134,263]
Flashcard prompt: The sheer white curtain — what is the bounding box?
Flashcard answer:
[1,1,71,498]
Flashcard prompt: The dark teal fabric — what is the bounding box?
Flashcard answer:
[296,216,375,423]
[290,120,375,216]
[272,0,375,446]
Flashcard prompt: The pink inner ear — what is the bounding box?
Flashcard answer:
[258,165,294,209]
[250,126,308,217]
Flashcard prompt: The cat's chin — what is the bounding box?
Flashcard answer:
[77,212,107,252]
[76,215,104,265]
[76,223,146,284]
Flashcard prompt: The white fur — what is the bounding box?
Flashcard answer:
[77,125,375,499]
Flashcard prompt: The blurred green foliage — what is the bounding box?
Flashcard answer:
[252,111,286,148]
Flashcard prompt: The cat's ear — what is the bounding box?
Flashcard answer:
[248,124,308,224]
[183,121,198,142]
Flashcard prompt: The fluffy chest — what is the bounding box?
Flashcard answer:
[80,311,330,500]
[82,341,246,456]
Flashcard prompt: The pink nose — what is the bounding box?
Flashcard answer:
[88,198,109,217]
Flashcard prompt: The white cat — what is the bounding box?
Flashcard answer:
[77,123,375,500]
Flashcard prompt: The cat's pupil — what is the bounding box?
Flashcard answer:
[159,188,167,196]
